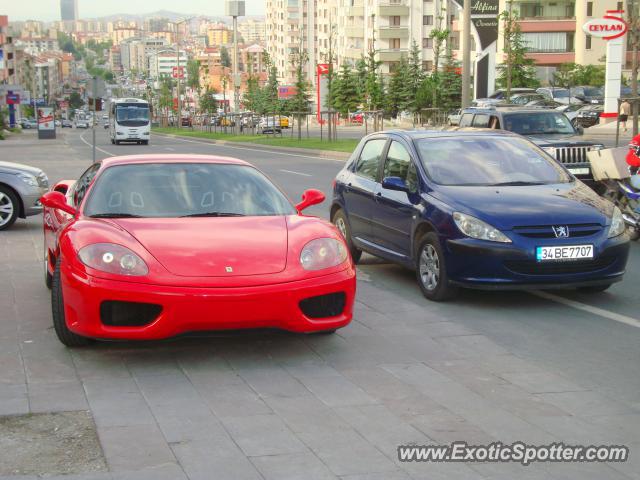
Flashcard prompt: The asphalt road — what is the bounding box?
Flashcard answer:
[1,127,639,479]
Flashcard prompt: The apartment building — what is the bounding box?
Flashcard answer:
[239,19,267,43]
[15,37,60,55]
[60,0,79,21]
[148,50,189,79]
[207,25,233,46]
[492,0,628,82]
[120,37,169,74]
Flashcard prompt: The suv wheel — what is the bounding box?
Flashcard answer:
[415,233,458,301]
[332,209,362,264]
[0,186,19,230]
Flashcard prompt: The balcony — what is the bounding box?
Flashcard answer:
[345,26,364,37]
[378,26,408,39]
[378,1,409,17]
[345,47,363,58]
[378,48,408,62]
[346,5,364,16]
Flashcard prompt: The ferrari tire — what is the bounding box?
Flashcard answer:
[415,233,458,302]
[44,250,53,289]
[52,261,91,347]
[332,209,362,264]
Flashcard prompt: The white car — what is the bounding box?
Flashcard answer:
[258,117,282,134]
[448,109,462,126]
[556,103,583,126]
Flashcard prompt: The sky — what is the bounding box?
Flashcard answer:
[3,0,265,21]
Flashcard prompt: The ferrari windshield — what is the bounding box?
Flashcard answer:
[83,163,296,217]
[415,136,572,186]
[502,112,575,135]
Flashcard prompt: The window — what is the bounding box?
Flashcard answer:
[390,16,401,26]
[355,139,386,180]
[423,15,433,25]
[423,37,433,48]
[383,141,411,180]
[472,114,490,128]
[586,35,592,49]
[406,162,419,192]
[587,1,593,16]
[391,38,401,49]
[72,163,101,208]
[422,60,433,71]
[459,113,474,127]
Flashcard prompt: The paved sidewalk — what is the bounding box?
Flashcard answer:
[0,135,638,480]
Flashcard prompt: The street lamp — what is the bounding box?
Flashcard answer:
[225,1,245,113]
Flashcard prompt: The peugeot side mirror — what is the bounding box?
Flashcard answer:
[382,176,409,192]
[295,189,325,213]
[41,191,77,216]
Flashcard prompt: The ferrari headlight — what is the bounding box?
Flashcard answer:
[608,206,626,238]
[453,212,511,243]
[78,243,148,276]
[17,173,38,187]
[300,238,348,271]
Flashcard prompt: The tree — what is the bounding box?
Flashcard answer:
[333,63,360,116]
[220,46,231,68]
[199,86,218,114]
[243,73,263,113]
[289,50,311,114]
[363,50,384,111]
[263,58,280,113]
[69,91,84,110]
[439,48,463,110]
[158,76,174,124]
[553,63,605,89]
[186,59,201,91]
[497,1,539,97]
[385,56,412,117]
[406,41,425,112]
[429,7,450,74]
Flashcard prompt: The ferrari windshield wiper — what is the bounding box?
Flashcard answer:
[492,181,547,186]
[181,212,246,217]
[89,213,144,218]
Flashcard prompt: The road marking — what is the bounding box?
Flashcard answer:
[153,134,346,162]
[532,291,640,329]
[165,147,175,151]
[280,169,312,177]
[79,131,115,157]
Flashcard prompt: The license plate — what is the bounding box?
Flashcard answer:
[536,245,594,262]
[568,168,590,175]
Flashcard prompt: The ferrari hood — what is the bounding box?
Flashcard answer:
[114,216,288,277]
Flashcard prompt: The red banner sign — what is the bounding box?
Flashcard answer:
[172,66,185,79]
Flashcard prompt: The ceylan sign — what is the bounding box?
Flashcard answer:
[582,15,628,40]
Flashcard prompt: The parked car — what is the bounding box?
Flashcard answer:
[181,117,192,127]
[536,87,584,105]
[473,88,538,107]
[61,119,73,128]
[21,119,38,129]
[349,111,364,124]
[40,155,355,345]
[508,93,547,105]
[0,161,49,230]
[556,103,584,126]
[570,86,604,105]
[459,107,604,183]
[575,104,604,128]
[75,119,89,129]
[55,120,61,127]
[258,117,282,134]
[279,116,290,128]
[447,109,462,126]
[331,130,629,301]
[526,99,564,109]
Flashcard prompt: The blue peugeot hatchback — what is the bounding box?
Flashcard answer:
[331,130,630,301]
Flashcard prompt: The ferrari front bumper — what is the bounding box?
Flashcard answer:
[61,263,356,340]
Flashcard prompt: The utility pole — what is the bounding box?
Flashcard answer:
[630,0,639,136]
[505,0,513,102]
[92,76,97,163]
[226,1,245,113]
[461,0,472,108]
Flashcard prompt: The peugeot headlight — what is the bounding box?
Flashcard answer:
[17,173,38,187]
[453,212,511,243]
[78,243,149,276]
[300,238,348,271]
[608,206,626,238]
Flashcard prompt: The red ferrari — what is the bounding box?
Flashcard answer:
[41,155,356,346]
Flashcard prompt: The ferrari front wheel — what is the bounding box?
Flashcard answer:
[52,261,91,347]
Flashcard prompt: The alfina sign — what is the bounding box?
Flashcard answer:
[582,14,628,40]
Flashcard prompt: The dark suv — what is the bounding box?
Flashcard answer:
[459,107,604,184]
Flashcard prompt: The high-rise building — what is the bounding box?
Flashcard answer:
[238,19,266,44]
[60,0,79,22]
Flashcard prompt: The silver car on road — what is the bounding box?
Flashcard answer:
[0,161,49,230]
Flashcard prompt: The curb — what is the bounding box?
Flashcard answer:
[152,132,351,161]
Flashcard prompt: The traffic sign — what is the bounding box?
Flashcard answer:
[172,66,185,79]
[317,64,330,75]
[6,93,20,105]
